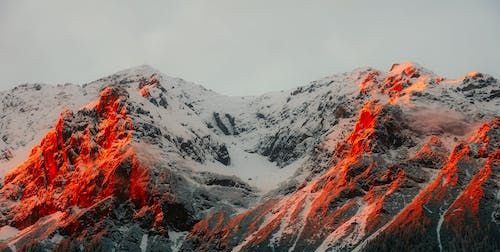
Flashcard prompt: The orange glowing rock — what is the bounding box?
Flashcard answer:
[138,76,159,97]
[359,71,380,93]
[347,102,382,156]
[0,86,150,229]
[445,153,495,223]
[466,71,480,78]
[382,119,498,235]
[139,85,151,97]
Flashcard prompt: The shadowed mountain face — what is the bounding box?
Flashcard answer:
[0,63,498,251]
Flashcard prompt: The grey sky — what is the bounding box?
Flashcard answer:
[1,0,499,95]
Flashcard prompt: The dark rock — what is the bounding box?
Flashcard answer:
[224,113,238,135]
[213,112,230,135]
[214,145,230,165]
[256,113,266,119]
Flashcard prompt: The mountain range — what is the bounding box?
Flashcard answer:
[0,62,498,251]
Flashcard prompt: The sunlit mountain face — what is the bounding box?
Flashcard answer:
[0,63,498,251]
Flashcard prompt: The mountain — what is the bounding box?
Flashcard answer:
[0,63,498,251]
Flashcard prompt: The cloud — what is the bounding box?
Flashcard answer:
[0,0,499,95]
[407,107,472,136]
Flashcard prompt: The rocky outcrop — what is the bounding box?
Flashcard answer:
[182,63,500,252]
[0,63,498,251]
[0,85,251,251]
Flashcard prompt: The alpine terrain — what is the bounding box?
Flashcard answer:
[0,62,498,251]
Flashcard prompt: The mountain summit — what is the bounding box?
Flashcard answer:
[0,63,498,251]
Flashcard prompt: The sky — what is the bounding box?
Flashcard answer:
[0,0,499,96]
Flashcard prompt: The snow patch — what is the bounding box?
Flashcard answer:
[0,225,19,242]
[140,234,148,252]
[168,231,188,252]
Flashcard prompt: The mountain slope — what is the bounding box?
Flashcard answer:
[182,63,499,251]
[0,63,498,251]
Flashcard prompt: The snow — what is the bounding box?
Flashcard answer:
[269,212,288,249]
[139,234,148,252]
[0,83,94,178]
[436,204,446,252]
[195,144,303,193]
[288,193,314,252]
[423,204,433,214]
[5,211,64,250]
[1,142,37,177]
[168,231,188,252]
[388,62,425,75]
[351,179,445,252]
[8,244,16,252]
[50,233,64,244]
[0,225,19,242]
[315,199,374,252]
[1,63,499,250]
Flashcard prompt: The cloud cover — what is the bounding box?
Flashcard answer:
[0,0,499,95]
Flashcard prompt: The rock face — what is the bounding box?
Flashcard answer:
[0,63,498,251]
[0,73,254,251]
[182,63,500,252]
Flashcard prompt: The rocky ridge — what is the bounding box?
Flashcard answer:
[0,62,498,251]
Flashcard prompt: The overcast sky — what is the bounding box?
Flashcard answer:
[1,0,499,95]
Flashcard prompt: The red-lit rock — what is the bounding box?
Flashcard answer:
[1,86,149,230]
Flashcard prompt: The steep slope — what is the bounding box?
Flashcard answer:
[0,74,257,251]
[0,62,498,251]
[182,63,500,251]
[0,83,93,176]
[361,119,499,252]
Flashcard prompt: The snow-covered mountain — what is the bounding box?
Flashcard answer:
[0,63,498,251]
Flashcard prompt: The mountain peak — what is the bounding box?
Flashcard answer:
[388,62,431,75]
[124,64,160,73]
[0,63,498,251]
